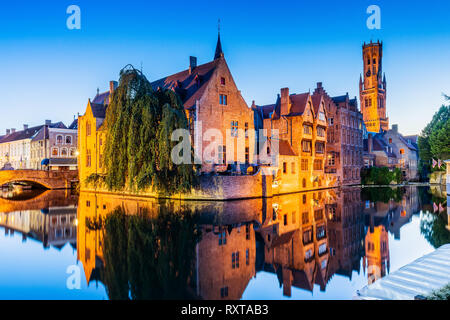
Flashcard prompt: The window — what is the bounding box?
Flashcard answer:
[246,249,250,265]
[65,135,72,144]
[61,148,68,157]
[303,229,313,245]
[220,287,228,298]
[246,224,250,240]
[313,159,323,171]
[283,162,287,174]
[329,118,334,126]
[302,178,307,188]
[245,122,249,138]
[232,252,239,269]
[319,112,326,121]
[220,94,228,105]
[283,214,287,226]
[315,142,325,154]
[219,230,227,245]
[316,225,326,240]
[317,127,325,137]
[220,77,226,85]
[245,147,249,164]
[302,194,307,204]
[328,153,335,166]
[86,149,91,167]
[302,140,311,153]
[303,125,312,135]
[301,159,308,171]
[314,209,323,221]
[70,148,76,157]
[219,145,226,164]
[291,162,295,174]
[56,135,63,144]
[99,153,103,168]
[86,122,91,136]
[231,121,238,137]
[51,147,59,156]
[86,201,91,207]
[319,243,327,256]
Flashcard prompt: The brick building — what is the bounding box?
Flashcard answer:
[254,88,329,194]
[312,83,364,186]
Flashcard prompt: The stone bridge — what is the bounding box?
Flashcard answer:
[0,170,78,190]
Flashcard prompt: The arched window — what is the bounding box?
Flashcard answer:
[302,178,307,188]
[56,135,63,144]
[65,135,72,144]
[61,148,68,157]
[70,148,76,157]
[52,147,59,156]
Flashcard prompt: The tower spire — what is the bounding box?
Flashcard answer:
[214,19,223,60]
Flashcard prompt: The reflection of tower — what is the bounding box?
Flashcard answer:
[360,41,388,133]
[364,225,390,285]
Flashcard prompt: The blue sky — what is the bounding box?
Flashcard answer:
[0,0,449,135]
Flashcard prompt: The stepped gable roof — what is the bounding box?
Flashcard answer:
[278,140,297,156]
[151,59,220,110]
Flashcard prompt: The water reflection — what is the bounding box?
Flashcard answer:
[0,186,448,300]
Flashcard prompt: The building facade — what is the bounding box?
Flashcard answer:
[254,87,330,194]
[360,41,388,133]
[312,83,364,186]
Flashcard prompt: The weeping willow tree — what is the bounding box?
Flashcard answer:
[103,65,198,195]
[90,205,202,300]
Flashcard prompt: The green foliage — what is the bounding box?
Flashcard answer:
[420,210,450,249]
[85,173,106,189]
[426,283,450,300]
[103,65,198,195]
[98,206,202,300]
[418,101,450,178]
[361,187,404,203]
[361,167,403,185]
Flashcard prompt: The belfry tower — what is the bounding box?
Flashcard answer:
[360,40,388,133]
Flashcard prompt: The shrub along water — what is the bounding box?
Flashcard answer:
[361,167,403,185]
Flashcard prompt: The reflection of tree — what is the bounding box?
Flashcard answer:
[420,211,450,249]
[94,206,201,300]
[361,187,404,203]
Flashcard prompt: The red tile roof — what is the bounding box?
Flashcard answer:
[278,140,297,156]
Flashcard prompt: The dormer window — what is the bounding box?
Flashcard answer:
[220,77,226,85]
[319,112,326,121]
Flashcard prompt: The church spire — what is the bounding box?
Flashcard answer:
[214,19,224,60]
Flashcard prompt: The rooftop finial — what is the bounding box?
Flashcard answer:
[214,19,224,60]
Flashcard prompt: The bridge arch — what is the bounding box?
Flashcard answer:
[0,170,78,190]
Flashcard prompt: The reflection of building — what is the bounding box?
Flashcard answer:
[256,190,331,296]
[364,225,389,285]
[327,188,365,280]
[0,206,77,249]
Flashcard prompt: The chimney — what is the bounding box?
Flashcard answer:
[368,133,373,153]
[109,81,118,94]
[23,124,28,130]
[189,56,197,74]
[11,128,16,133]
[392,124,398,133]
[45,120,51,126]
[6,129,10,135]
[280,88,290,116]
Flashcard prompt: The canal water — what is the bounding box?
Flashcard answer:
[0,186,448,300]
